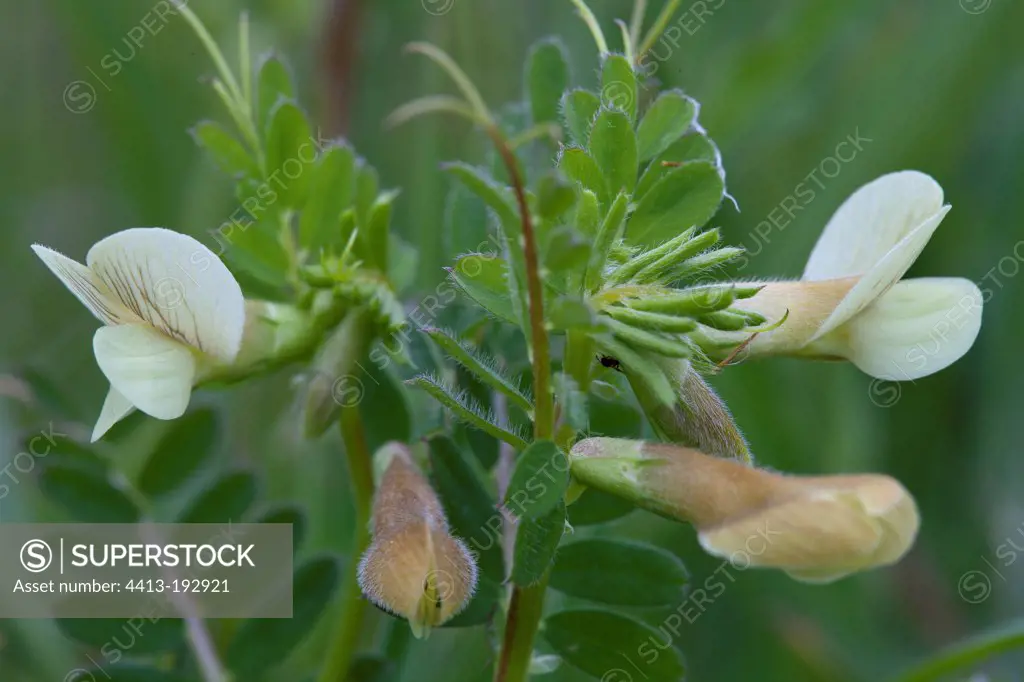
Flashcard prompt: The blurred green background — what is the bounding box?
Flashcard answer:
[3,0,1024,680]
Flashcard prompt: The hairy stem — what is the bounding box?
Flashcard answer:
[484,126,553,442]
[486,126,555,682]
[318,407,375,682]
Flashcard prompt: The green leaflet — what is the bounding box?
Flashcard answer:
[549,538,688,606]
[535,171,576,221]
[627,161,724,247]
[544,609,685,681]
[426,436,504,583]
[39,465,140,523]
[511,500,566,586]
[574,188,601,239]
[526,38,571,125]
[561,89,600,145]
[558,147,607,204]
[600,53,637,122]
[422,327,533,413]
[353,160,380,229]
[137,408,220,498]
[406,375,528,450]
[443,162,518,232]
[636,90,698,161]
[635,132,722,199]
[504,440,569,520]
[299,142,355,252]
[191,120,259,178]
[361,189,399,271]
[263,100,315,209]
[589,108,638,196]
[226,556,340,676]
[256,52,295,129]
[177,471,258,523]
[448,253,517,323]
[585,191,629,292]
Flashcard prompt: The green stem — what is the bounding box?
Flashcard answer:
[494,580,549,682]
[486,127,555,682]
[636,0,683,62]
[318,407,376,682]
[628,0,648,51]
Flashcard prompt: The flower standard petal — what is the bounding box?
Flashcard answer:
[810,206,951,340]
[811,277,983,380]
[91,387,137,442]
[86,227,246,363]
[31,245,135,326]
[802,171,946,281]
[93,324,196,421]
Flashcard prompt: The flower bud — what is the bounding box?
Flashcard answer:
[358,443,478,637]
[623,357,751,463]
[569,437,918,582]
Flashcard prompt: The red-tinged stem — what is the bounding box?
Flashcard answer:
[485,125,555,682]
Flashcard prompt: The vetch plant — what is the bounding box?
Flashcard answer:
[25,2,993,681]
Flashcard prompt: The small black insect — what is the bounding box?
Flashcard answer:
[598,355,621,371]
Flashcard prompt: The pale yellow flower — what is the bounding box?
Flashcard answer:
[32,228,245,440]
[723,171,982,380]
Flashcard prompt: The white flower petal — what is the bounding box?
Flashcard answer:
[31,244,133,326]
[86,228,245,362]
[93,324,196,420]
[814,278,983,380]
[810,206,950,340]
[91,387,136,442]
[803,171,947,281]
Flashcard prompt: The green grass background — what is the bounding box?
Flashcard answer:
[2,0,1023,680]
